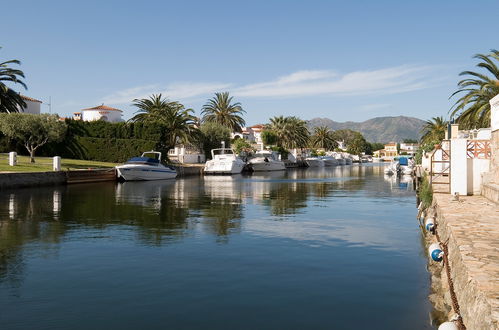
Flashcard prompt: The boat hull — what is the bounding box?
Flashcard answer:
[250,161,286,171]
[305,158,325,167]
[204,160,245,174]
[116,164,177,181]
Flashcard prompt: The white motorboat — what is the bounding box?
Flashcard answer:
[116,151,177,181]
[305,157,325,167]
[333,153,346,165]
[320,156,338,166]
[384,161,400,175]
[204,148,246,174]
[249,150,286,171]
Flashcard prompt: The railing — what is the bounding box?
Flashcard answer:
[430,140,451,193]
[466,140,491,159]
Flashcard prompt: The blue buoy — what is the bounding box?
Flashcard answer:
[425,217,435,232]
[428,243,444,262]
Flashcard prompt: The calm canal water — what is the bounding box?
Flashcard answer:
[0,165,432,329]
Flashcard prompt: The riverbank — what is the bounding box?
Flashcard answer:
[426,192,499,329]
[0,164,206,189]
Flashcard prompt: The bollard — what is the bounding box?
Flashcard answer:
[9,152,17,166]
[53,156,61,171]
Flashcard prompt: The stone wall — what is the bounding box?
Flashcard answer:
[430,194,499,329]
[0,172,67,189]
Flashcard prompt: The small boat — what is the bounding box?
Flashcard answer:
[320,156,338,166]
[204,148,246,174]
[384,161,400,175]
[249,150,286,171]
[333,153,346,165]
[116,151,177,181]
[305,157,325,167]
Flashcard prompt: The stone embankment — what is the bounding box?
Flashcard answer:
[0,164,205,189]
[428,193,498,329]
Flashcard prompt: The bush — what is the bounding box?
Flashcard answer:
[418,174,433,210]
[200,122,231,159]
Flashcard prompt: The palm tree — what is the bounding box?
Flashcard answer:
[311,126,337,150]
[201,92,245,132]
[0,48,27,113]
[420,116,447,145]
[129,94,198,150]
[267,116,309,149]
[450,49,499,129]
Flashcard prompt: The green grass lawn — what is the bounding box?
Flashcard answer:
[0,154,118,172]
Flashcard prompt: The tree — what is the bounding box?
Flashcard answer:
[346,135,369,155]
[0,48,27,113]
[420,116,447,146]
[260,129,278,146]
[199,122,231,159]
[450,49,499,129]
[129,94,198,150]
[0,113,66,162]
[231,138,254,155]
[201,92,245,132]
[369,142,385,152]
[311,126,337,150]
[402,138,418,144]
[267,116,309,149]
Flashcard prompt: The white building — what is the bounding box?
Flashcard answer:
[74,104,123,122]
[18,95,42,114]
[400,142,419,156]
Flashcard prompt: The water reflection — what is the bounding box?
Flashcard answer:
[0,165,432,329]
[0,165,416,281]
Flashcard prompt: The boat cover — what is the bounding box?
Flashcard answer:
[399,157,408,166]
[126,157,160,164]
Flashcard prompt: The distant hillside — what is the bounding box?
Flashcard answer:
[307,116,425,143]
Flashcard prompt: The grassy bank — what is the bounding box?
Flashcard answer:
[0,154,118,172]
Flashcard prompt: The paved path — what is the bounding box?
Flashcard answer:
[433,193,499,329]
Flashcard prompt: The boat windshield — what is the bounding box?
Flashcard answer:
[126,157,160,165]
[212,149,235,156]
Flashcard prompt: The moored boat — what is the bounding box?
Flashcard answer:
[305,157,325,167]
[320,156,338,166]
[204,148,245,174]
[116,151,177,181]
[249,150,286,171]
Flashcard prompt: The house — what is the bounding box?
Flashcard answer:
[18,95,42,114]
[74,104,123,122]
[373,142,398,160]
[168,145,206,164]
[400,142,419,156]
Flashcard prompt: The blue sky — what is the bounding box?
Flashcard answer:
[2,0,498,124]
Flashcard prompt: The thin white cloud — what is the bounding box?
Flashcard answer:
[102,82,231,104]
[233,65,435,97]
[101,65,438,105]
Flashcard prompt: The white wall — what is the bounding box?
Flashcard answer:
[19,100,41,114]
[81,110,122,122]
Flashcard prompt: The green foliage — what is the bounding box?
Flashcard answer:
[403,138,418,143]
[346,135,369,155]
[0,113,66,162]
[261,129,278,146]
[199,122,231,159]
[311,126,337,150]
[450,49,499,129]
[414,140,438,164]
[318,150,326,156]
[270,146,289,159]
[201,92,245,132]
[0,48,27,113]
[267,116,309,149]
[231,138,254,155]
[369,142,385,152]
[420,116,447,145]
[418,174,433,210]
[129,94,199,149]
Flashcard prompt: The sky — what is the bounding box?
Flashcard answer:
[2,0,498,124]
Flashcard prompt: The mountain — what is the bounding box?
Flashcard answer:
[307,116,425,143]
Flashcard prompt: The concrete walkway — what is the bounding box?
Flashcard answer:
[433,193,499,329]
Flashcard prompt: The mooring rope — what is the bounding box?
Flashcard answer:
[434,224,466,330]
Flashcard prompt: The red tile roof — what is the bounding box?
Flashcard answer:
[82,104,123,112]
[20,95,42,103]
